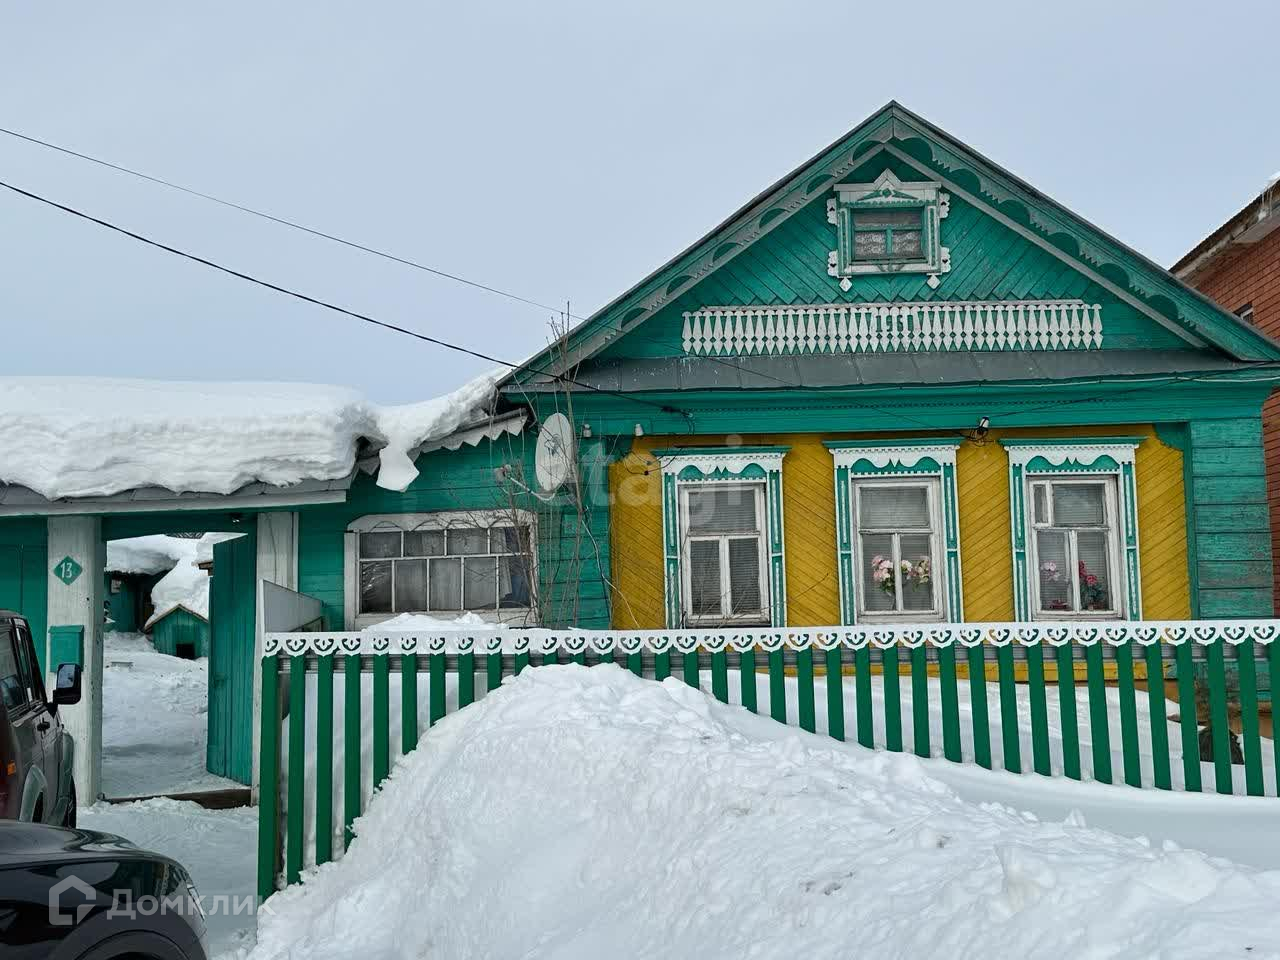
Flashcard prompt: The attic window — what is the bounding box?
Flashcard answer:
[827,170,951,289]
[853,208,925,261]
[1236,302,1255,324]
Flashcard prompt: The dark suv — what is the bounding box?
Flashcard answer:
[0,612,81,826]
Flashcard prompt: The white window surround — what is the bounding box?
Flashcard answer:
[343,510,537,630]
[827,170,951,290]
[678,483,770,625]
[852,477,947,623]
[1003,439,1143,621]
[827,439,963,624]
[656,447,788,628]
[1025,477,1124,620]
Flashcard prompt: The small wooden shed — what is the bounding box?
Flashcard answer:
[149,604,210,659]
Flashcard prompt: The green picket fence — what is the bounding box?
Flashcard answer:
[257,621,1280,899]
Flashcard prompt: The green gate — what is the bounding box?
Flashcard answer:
[208,532,257,785]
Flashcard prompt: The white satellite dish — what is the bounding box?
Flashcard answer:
[535,413,576,493]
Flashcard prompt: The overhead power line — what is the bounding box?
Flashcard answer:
[0,124,582,320]
[0,176,687,417]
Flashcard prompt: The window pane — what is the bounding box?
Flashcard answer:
[490,527,521,553]
[393,559,428,612]
[860,533,896,612]
[854,231,888,258]
[0,634,24,711]
[856,208,922,229]
[1033,484,1049,525]
[1036,530,1072,612]
[688,540,722,616]
[360,560,393,613]
[403,530,444,557]
[448,528,489,556]
[498,555,533,608]
[1053,484,1106,527]
[891,230,922,257]
[463,557,498,610]
[727,537,762,616]
[359,531,401,559]
[899,534,934,612]
[686,487,758,533]
[859,486,930,529]
[429,557,462,610]
[1077,531,1112,612]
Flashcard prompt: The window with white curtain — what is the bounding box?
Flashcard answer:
[1027,478,1121,618]
[347,513,535,627]
[853,478,944,621]
[679,484,768,624]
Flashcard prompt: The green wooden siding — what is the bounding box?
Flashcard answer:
[1185,417,1274,617]
[0,520,47,671]
[297,435,612,631]
[599,159,1187,362]
[151,607,210,658]
[208,532,257,786]
[104,573,142,633]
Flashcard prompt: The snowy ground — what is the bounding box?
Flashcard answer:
[81,798,258,956]
[101,632,241,799]
[249,665,1280,960]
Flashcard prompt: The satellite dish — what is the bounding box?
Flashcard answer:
[535,413,576,493]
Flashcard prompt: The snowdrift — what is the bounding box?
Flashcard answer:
[249,666,1280,960]
[0,373,497,499]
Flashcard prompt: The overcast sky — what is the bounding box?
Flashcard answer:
[2,1,1276,402]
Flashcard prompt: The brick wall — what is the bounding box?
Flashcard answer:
[1186,226,1280,612]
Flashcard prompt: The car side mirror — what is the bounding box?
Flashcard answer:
[52,663,82,706]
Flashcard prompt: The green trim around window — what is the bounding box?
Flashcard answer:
[1002,438,1143,620]
[657,446,789,628]
[826,439,964,624]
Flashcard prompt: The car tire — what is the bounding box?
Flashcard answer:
[63,780,76,829]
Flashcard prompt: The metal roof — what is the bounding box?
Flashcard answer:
[504,350,1264,395]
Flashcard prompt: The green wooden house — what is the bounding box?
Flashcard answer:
[2,102,1279,805]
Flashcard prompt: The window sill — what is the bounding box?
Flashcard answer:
[353,609,538,630]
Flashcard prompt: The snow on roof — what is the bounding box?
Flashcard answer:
[144,533,241,628]
[106,534,198,575]
[0,373,500,501]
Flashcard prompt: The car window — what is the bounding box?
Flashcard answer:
[11,626,40,709]
[0,629,25,712]
[14,624,46,705]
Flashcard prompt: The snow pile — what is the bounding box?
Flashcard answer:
[105,532,244,626]
[250,667,1280,960]
[106,533,199,576]
[0,373,498,499]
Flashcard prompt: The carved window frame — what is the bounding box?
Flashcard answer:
[655,447,789,629]
[1002,439,1143,621]
[826,440,964,624]
[827,170,951,290]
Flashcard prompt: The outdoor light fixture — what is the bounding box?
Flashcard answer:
[582,423,593,438]
[976,416,990,439]
[634,423,644,437]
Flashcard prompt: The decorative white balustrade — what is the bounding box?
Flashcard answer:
[264,620,1276,657]
[680,300,1103,356]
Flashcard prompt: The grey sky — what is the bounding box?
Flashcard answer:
[2,1,1276,403]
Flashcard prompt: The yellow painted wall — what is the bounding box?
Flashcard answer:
[609,425,1190,628]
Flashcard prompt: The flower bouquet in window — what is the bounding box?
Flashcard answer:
[1078,560,1107,611]
[1039,560,1069,611]
[871,555,931,597]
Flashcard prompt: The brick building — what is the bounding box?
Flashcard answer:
[1174,180,1280,610]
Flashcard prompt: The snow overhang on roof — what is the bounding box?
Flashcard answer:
[0,373,506,515]
[356,409,527,475]
[1173,181,1280,283]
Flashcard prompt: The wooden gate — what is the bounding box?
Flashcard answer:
[207,532,257,785]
